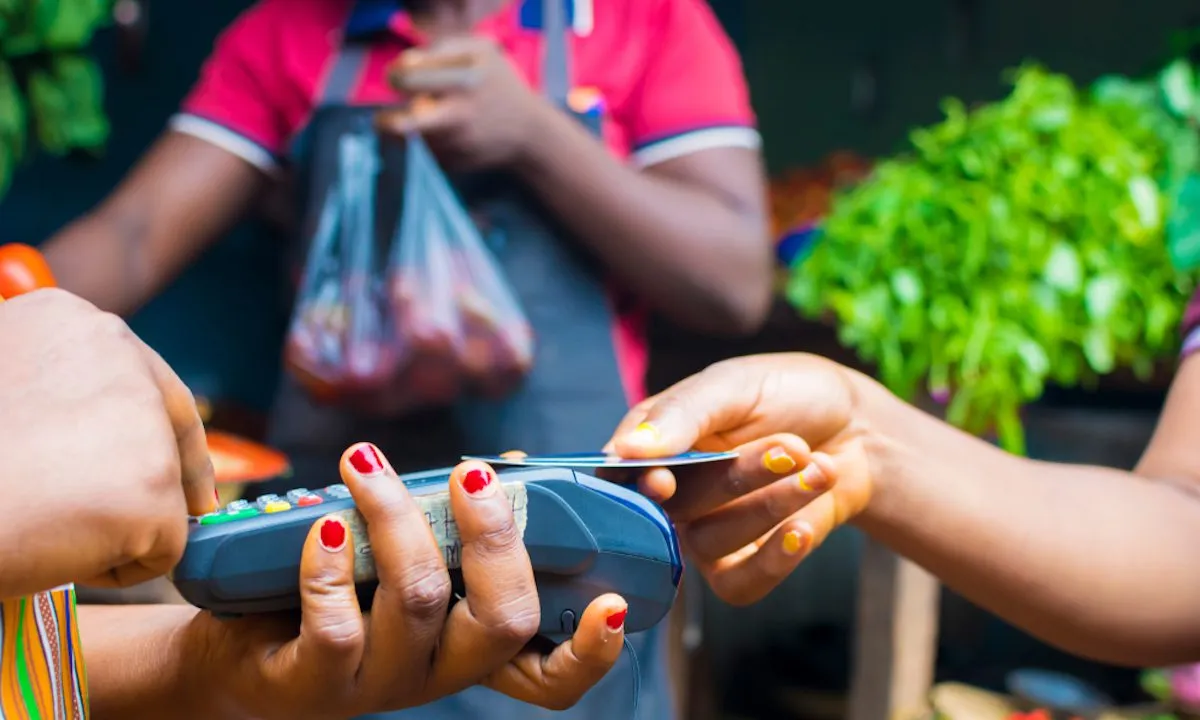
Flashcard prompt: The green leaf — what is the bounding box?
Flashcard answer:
[1044,242,1083,293]
[995,404,1026,455]
[1160,59,1196,116]
[889,268,923,305]
[1084,274,1125,321]
[1083,327,1116,374]
[1128,176,1162,230]
[1167,174,1200,270]
[1140,668,1173,702]
[1015,338,1051,377]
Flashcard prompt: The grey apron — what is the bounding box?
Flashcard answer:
[261,1,671,718]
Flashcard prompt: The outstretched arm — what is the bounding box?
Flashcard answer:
[853,355,1200,666]
[608,349,1200,667]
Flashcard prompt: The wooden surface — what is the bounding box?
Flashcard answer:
[847,540,941,720]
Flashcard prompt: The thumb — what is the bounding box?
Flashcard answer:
[266,513,365,686]
[611,362,761,458]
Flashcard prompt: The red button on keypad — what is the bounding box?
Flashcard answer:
[297,494,324,507]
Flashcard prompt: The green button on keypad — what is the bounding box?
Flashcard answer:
[200,508,260,525]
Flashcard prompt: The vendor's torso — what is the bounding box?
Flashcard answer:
[256,0,642,463]
[189,0,663,407]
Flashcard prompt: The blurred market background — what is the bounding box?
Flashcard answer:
[4,0,1200,718]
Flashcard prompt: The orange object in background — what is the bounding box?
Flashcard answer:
[207,430,291,484]
[768,151,873,238]
[0,244,56,297]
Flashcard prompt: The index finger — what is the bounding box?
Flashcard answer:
[375,97,469,138]
[428,461,540,693]
[131,336,217,517]
[388,41,485,93]
[394,36,488,72]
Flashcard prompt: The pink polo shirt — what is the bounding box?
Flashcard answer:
[169,0,759,404]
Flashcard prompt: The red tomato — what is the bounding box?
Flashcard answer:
[0,244,56,298]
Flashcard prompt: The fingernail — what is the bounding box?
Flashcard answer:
[349,443,385,476]
[798,461,828,492]
[319,518,348,553]
[605,607,628,631]
[781,528,809,556]
[213,489,221,508]
[462,467,495,496]
[627,422,660,447]
[762,447,797,474]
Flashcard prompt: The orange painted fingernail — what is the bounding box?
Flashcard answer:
[763,447,796,474]
[781,529,807,556]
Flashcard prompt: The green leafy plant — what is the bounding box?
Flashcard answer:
[0,0,113,197]
[788,64,1200,454]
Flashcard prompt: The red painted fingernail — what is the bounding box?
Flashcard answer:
[606,608,627,631]
[462,468,493,495]
[213,489,221,507]
[349,444,385,476]
[319,518,347,552]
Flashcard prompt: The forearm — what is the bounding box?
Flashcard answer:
[850,371,1200,666]
[80,604,215,720]
[513,104,772,335]
[41,132,267,316]
[42,213,153,315]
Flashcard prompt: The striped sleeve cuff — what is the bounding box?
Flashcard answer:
[168,114,281,173]
[631,126,762,168]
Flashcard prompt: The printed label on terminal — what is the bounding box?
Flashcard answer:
[332,482,529,582]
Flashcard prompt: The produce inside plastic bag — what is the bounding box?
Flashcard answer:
[284,129,400,405]
[388,133,534,401]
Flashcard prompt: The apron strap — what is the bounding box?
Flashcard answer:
[319,0,377,107]
[321,44,370,106]
[541,0,571,106]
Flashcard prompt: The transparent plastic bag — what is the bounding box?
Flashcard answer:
[284,129,400,404]
[387,133,534,400]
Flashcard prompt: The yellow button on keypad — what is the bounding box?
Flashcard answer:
[263,500,291,514]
